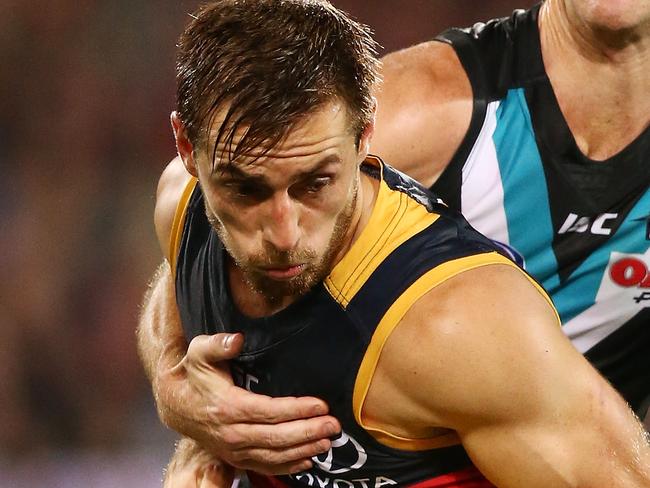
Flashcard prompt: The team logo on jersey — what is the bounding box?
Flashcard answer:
[311,431,368,474]
[558,212,619,236]
[610,255,650,304]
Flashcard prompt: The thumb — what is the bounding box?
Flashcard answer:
[186,333,244,364]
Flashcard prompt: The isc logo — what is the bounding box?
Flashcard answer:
[558,212,618,236]
[610,257,650,304]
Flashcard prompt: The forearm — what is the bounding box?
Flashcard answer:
[463,379,650,487]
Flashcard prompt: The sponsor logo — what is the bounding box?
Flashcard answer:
[288,431,398,488]
[609,257,650,303]
[290,472,396,488]
[558,212,619,236]
[312,431,367,474]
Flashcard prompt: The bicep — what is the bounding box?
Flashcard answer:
[433,268,648,486]
[383,264,648,486]
[459,359,620,485]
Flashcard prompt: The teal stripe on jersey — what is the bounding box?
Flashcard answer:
[553,189,650,323]
[492,88,561,295]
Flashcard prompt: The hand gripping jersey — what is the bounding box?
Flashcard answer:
[171,157,555,488]
[433,4,650,418]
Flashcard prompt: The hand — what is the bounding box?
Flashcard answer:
[155,332,341,475]
[164,438,235,488]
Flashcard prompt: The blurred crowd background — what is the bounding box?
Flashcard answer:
[0,0,534,486]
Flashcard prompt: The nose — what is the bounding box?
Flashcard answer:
[262,191,300,252]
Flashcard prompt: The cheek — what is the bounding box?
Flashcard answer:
[302,208,339,243]
[301,182,354,246]
[206,196,261,248]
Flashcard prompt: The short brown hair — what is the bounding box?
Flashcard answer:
[175,0,380,168]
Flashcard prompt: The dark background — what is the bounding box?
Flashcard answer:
[0,1,535,485]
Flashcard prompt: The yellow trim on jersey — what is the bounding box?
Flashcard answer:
[325,159,439,307]
[352,252,559,451]
[169,177,198,275]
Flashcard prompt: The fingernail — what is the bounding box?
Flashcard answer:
[312,404,326,416]
[223,334,234,350]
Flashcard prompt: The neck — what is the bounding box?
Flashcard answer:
[330,168,378,269]
[541,0,650,64]
[539,0,650,159]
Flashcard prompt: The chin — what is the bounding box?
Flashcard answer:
[574,0,650,32]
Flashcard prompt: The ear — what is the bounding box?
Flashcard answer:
[171,111,198,177]
[357,102,376,162]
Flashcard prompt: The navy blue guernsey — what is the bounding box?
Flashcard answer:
[433,4,650,418]
[171,157,556,487]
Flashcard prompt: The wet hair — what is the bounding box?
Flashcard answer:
[175,0,380,169]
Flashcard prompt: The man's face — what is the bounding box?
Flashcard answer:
[192,101,369,300]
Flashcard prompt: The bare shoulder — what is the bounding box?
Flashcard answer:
[372,41,472,187]
[154,156,195,260]
[365,263,584,430]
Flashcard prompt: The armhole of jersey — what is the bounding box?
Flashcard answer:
[431,32,488,212]
[169,177,198,277]
[352,251,559,451]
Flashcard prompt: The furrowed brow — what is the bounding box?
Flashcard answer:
[214,163,266,183]
[294,155,342,179]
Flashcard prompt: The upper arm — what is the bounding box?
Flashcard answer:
[137,158,194,387]
[155,156,195,262]
[371,41,472,188]
[374,264,650,487]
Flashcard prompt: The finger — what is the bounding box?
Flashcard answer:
[187,333,244,364]
[227,389,333,424]
[220,416,341,449]
[230,437,332,467]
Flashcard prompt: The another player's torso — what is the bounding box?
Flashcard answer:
[173,158,513,487]
[434,5,650,415]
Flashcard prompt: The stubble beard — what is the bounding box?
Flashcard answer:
[207,184,358,303]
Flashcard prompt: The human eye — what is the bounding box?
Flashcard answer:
[299,176,332,195]
[224,181,269,203]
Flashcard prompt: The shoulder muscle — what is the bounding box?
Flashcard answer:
[372,41,472,188]
[154,156,195,262]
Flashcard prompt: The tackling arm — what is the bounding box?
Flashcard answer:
[136,157,341,476]
[370,263,650,487]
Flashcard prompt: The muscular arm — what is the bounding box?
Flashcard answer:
[371,41,472,187]
[367,264,650,486]
[136,158,341,475]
